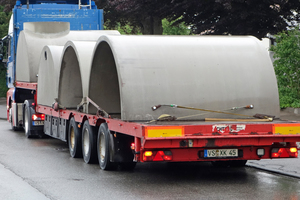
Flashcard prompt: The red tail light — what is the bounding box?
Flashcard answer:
[143,150,173,162]
[131,143,135,150]
[32,114,45,121]
[271,148,298,158]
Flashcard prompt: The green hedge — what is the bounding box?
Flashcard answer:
[0,67,7,97]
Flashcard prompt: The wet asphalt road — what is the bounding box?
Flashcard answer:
[0,120,300,200]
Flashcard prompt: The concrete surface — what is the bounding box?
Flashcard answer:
[0,97,299,179]
[247,108,300,178]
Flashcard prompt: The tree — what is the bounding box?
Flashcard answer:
[98,0,175,34]
[177,0,300,39]
[162,18,190,35]
[0,0,14,13]
[0,5,10,97]
[0,5,11,37]
[271,27,300,108]
[98,0,300,38]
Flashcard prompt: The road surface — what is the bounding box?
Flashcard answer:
[0,120,300,200]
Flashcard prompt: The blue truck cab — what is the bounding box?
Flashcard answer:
[1,0,103,88]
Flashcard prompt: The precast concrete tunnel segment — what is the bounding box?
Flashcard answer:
[37,45,64,107]
[58,41,96,109]
[16,21,120,83]
[88,35,280,121]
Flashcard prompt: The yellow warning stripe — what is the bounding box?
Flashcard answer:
[273,124,300,135]
[145,126,184,138]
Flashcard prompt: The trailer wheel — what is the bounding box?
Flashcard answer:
[97,123,117,170]
[68,117,82,158]
[82,120,98,164]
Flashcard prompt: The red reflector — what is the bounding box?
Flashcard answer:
[31,102,35,106]
[153,151,164,161]
[143,151,173,162]
[271,148,298,158]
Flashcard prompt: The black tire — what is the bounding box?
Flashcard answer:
[24,105,32,138]
[68,117,82,158]
[97,123,117,170]
[82,120,98,164]
[230,160,247,167]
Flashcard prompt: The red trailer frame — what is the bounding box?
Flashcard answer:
[7,82,300,167]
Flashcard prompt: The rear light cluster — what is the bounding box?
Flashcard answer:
[271,147,298,158]
[32,114,45,121]
[143,150,173,162]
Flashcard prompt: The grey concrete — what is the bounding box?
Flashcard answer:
[90,35,280,120]
[16,22,120,83]
[0,163,50,200]
[247,108,300,178]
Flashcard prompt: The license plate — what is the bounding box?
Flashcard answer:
[204,149,238,158]
[32,121,44,126]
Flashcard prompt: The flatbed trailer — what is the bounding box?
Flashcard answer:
[3,2,300,170]
[8,82,300,170]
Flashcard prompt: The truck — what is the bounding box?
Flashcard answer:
[1,0,300,170]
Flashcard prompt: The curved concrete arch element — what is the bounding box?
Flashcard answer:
[90,35,280,121]
[89,41,121,117]
[37,46,64,106]
[58,41,96,108]
[16,21,120,83]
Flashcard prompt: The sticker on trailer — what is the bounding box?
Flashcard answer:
[273,124,300,135]
[212,124,246,133]
[145,126,184,138]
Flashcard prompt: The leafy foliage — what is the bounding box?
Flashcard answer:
[174,0,300,39]
[162,18,190,35]
[0,0,14,13]
[271,28,300,108]
[97,0,300,38]
[0,5,10,37]
[0,5,10,97]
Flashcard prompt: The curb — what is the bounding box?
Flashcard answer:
[246,163,300,179]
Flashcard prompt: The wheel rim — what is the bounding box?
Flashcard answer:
[70,127,75,150]
[24,109,29,134]
[99,132,105,163]
[83,128,90,157]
